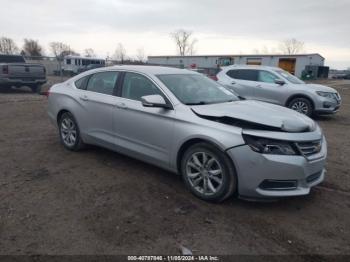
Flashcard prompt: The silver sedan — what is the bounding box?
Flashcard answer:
[48,66,327,202]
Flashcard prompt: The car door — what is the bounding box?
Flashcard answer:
[75,71,120,148]
[225,69,258,99]
[253,70,289,105]
[113,72,175,168]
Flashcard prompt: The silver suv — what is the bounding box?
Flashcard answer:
[217,65,341,116]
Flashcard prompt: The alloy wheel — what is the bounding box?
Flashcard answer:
[291,101,309,115]
[185,152,224,196]
[60,117,77,147]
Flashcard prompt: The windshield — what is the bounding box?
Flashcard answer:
[157,74,238,105]
[275,70,304,84]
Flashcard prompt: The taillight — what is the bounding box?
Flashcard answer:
[2,65,8,74]
[44,88,50,97]
[210,75,218,81]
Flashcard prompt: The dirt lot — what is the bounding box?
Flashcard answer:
[0,77,349,257]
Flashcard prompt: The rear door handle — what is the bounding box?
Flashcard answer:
[115,102,127,109]
[256,84,262,88]
[79,95,89,101]
[231,81,236,85]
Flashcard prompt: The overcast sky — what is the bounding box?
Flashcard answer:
[1,0,349,69]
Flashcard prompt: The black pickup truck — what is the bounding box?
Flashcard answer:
[0,55,47,93]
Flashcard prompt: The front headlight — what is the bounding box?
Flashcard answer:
[316,91,335,99]
[243,135,299,155]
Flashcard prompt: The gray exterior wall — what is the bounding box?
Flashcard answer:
[148,54,325,78]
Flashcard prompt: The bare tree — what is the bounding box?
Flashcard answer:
[135,48,146,62]
[278,38,305,54]
[84,48,96,57]
[170,29,197,56]
[23,39,43,57]
[49,42,74,78]
[0,37,19,55]
[188,38,197,56]
[113,43,127,63]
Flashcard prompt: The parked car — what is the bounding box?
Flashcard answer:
[0,55,47,93]
[331,74,346,79]
[217,65,341,116]
[48,66,326,202]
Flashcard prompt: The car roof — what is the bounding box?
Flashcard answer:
[71,65,200,82]
[108,65,196,75]
[221,65,281,71]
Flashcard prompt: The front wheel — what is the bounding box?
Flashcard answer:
[58,112,85,151]
[181,143,237,202]
[288,97,313,116]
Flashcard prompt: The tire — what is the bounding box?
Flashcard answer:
[180,142,237,202]
[30,85,42,94]
[58,112,85,151]
[288,97,313,116]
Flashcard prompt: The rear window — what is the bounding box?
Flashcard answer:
[0,55,25,63]
[74,75,90,90]
[226,69,257,81]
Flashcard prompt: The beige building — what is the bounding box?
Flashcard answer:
[148,53,326,78]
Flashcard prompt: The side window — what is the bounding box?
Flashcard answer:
[227,69,257,81]
[226,70,239,79]
[74,75,89,90]
[66,59,71,65]
[86,71,118,95]
[258,71,280,83]
[121,72,163,101]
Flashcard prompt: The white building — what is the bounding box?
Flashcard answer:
[148,53,326,78]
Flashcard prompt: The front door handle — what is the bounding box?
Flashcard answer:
[256,84,262,88]
[79,95,89,101]
[115,102,127,109]
[231,81,236,85]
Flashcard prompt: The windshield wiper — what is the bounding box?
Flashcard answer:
[185,101,208,105]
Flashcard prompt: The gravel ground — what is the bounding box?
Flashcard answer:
[0,78,349,257]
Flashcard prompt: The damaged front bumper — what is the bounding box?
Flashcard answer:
[226,135,327,199]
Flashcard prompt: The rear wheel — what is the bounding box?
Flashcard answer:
[181,142,237,202]
[288,97,313,116]
[58,112,85,151]
[30,84,42,94]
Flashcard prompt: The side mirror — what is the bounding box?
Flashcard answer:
[275,79,286,85]
[141,95,171,109]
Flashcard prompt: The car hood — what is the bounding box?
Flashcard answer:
[191,100,316,132]
[305,84,337,93]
